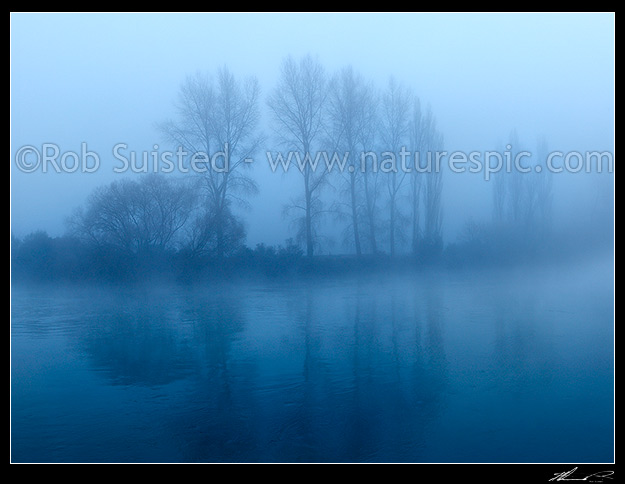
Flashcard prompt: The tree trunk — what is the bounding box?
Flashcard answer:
[216,209,224,259]
[363,174,377,254]
[350,172,362,257]
[304,169,313,258]
[411,178,420,255]
[390,194,396,257]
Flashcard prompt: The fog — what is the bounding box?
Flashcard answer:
[10,12,615,465]
[10,13,614,252]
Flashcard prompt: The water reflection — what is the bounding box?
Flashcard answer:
[80,297,185,386]
[11,259,614,462]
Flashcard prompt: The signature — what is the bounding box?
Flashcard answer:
[550,467,614,482]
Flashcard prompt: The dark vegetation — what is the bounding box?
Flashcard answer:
[11,220,611,284]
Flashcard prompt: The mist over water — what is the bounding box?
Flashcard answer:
[11,12,613,464]
[11,254,613,463]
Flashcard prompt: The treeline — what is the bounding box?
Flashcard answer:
[10,229,438,283]
[12,55,611,283]
[10,229,304,283]
[156,56,446,260]
[12,220,608,284]
[9,160,609,283]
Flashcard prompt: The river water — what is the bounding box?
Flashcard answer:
[10,256,614,463]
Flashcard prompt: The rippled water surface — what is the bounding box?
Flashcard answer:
[11,257,614,462]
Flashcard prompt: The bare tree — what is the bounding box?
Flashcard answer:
[408,98,425,255]
[492,148,507,225]
[534,136,553,235]
[359,86,381,254]
[423,119,444,245]
[69,174,195,254]
[268,55,328,257]
[379,77,411,256]
[160,66,261,258]
[406,99,444,255]
[326,66,375,257]
[507,129,524,224]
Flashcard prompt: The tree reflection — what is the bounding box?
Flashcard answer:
[76,287,192,386]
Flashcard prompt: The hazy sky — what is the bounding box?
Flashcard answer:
[10,12,614,247]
